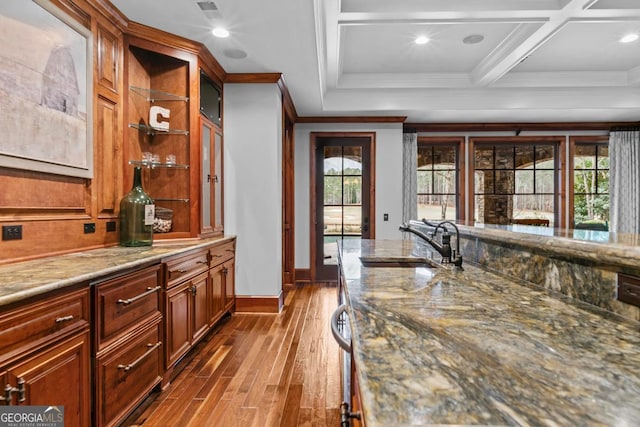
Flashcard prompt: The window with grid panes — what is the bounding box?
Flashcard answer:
[417,144,458,220]
[573,143,609,229]
[474,144,557,226]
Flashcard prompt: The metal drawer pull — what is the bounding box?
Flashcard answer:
[55,315,74,323]
[331,304,351,353]
[212,254,223,258]
[117,286,160,306]
[196,260,208,264]
[1,378,25,404]
[624,288,638,297]
[117,341,162,372]
[174,268,188,274]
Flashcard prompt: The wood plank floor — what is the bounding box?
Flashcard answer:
[126,283,342,427]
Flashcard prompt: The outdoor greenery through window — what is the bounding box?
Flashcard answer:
[323,146,363,263]
[474,144,556,226]
[573,144,609,229]
[417,144,457,220]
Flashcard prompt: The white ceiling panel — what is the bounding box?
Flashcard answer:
[341,23,518,74]
[589,0,640,10]
[341,0,569,13]
[511,21,640,72]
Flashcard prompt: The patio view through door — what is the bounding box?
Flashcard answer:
[311,133,374,281]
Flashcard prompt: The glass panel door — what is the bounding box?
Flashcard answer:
[315,137,372,281]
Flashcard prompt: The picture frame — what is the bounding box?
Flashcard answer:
[0,0,93,178]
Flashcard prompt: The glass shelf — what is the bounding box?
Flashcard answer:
[129,160,189,169]
[129,123,189,136]
[154,198,190,203]
[129,86,188,102]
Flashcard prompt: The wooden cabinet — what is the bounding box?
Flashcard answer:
[0,288,90,427]
[92,264,163,427]
[210,240,236,315]
[124,36,200,240]
[163,249,211,377]
[165,270,209,368]
[200,115,224,236]
[163,239,236,383]
[223,258,235,311]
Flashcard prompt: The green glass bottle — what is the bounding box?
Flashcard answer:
[119,166,155,246]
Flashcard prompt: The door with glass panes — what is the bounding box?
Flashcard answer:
[312,134,374,281]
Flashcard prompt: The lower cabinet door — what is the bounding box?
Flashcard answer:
[165,282,191,368]
[209,262,225,325]
[224,259,235,311]
[6,331,90,427]
[96,320,162,427]
[192,272,209,344]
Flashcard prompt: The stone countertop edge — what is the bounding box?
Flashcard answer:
[339,239,640,427]
[456,223,640,271]
[0,236,236,308]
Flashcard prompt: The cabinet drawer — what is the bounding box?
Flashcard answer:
[165,250,209,288]
[209,241,235,265]
[96,319,162,427]
[0,288,89,362]
[95,265,161,351]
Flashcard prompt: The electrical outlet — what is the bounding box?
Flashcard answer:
[106,221,116,232]
[383,213,389,221]
[2,225,22,241]
[84,223,96,234]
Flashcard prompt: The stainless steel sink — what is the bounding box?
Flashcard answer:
[359,256,439,268]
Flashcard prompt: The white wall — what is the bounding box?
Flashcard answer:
[223,83,282,297]
[294,122,404,269]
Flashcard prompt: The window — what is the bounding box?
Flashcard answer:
[417,142,459,220]
[472,140,558,226]
[572,142,609,229]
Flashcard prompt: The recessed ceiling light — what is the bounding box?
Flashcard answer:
[620,33,639,43]
[415,36,429,45]
[463,34,485,45]
[212,27,230,38]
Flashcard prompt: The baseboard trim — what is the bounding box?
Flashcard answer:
[235,292,283,313]
[295,268,311,283]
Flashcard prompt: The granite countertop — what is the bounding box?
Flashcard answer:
[0,236,235,307]
[339,239,640,427]
[451,221,640,271]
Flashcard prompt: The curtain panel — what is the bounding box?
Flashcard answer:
[402,133,418,226]
[609,129,640,233]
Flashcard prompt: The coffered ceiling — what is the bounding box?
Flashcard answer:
[110,0,640,123]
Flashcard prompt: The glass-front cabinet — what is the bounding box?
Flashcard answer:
[200,115,223,236]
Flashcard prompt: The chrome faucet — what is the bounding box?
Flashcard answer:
[399,219,463,269]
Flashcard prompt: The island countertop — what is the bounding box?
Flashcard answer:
[338,239,640,427]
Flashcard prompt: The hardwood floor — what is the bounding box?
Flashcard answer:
[126,283,342,427]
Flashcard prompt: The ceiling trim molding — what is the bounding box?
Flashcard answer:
[405,122,640,133]
[297,116,407,124]
[87,0,128,30]
[224,73,283,84]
